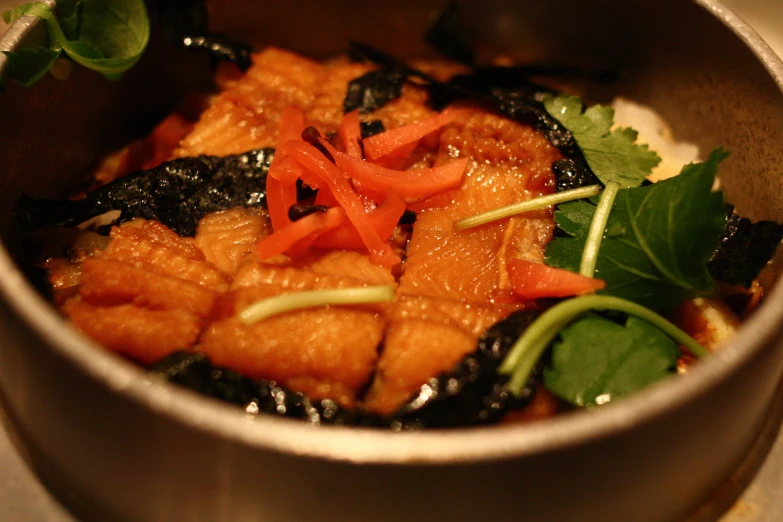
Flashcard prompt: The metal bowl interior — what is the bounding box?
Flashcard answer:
[1,1,783,521]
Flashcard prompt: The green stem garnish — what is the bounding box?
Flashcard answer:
[238,285,396,325]
[579,181,619,277]
[497,295,708,396]
[454,185,602,231]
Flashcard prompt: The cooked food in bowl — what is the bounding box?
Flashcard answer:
[12,4,783,430]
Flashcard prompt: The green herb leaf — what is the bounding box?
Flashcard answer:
[546,148,728,311]
[63,0,150,79]
[2,47,60,87]
[1,0,149,87]
[625,148,728,290]
[543,95,661,188]
[498,295,707,397]
[57,0,83,40]
[544,314,680,407]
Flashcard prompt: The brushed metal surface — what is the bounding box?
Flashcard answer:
[2,381,782,521]
[0,1,782,521]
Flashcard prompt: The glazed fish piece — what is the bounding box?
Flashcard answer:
[364,97,560,415]
[295,250,395,286]
[200,306,383,408]
[195,208,272,275]
[174,45,433,154]
[349,41,597,189]
[199,258,392,407]
[79,258,219,318]
[399,109,559,302]
[364,295,525,415]
[103,220,229,292]
[175,47,326,157]
[64,301,202,365]
[61,220,229,363]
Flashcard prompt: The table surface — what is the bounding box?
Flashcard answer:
[0,1,782,520]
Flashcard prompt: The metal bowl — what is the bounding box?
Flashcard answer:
[1,1,783,521]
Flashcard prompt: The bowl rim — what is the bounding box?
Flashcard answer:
[1,0,783,465]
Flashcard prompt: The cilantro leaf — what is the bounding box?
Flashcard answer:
[546,148,727,311]
[543,95,661,188]
[544,314,680,407]
[1,1,149,87]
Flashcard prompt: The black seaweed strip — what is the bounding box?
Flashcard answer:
[181,35,253,72]
[360,120,386,139]
[343,69,409,114]
[15,149,275,238]
[709,207,783,287]
[152,0,253,71]
[552,158,601,193]
[398,210,417,225]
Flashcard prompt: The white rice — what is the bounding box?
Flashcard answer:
[610,97,701,183]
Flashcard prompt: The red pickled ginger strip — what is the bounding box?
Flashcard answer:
[509,259,606,300]
[280,141,400,267]
[256,207,347,260]
[338,110,363,159]
[315,189,406,250]
[362,109,458,160]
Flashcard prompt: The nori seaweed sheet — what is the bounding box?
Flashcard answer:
[343,69,409,114]
[360,120,386,139]
[398,210,417,225]
[552,158,601,192]
[152,0,253,71]
[180,35,253,72]
[709,207,783,287]
[390,310,541,428]
[15,148,274,237]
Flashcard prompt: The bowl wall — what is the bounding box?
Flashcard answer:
[1,1,783,521]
